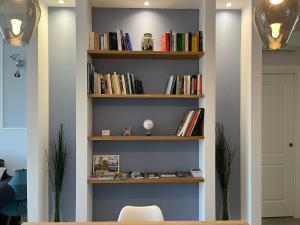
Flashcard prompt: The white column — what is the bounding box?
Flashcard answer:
[26,0,49,221]
[75,0,93,221]
[199,0,216,220]
[240,0,262,224]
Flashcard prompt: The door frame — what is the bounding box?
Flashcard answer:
[263,66,300,218]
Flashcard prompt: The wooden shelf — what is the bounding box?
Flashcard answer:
[88,177,204,184]
[88,94,204,99]
[88,135,204,141]
[87,50,204,59]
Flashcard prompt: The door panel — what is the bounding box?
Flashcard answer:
[262,73,295,217]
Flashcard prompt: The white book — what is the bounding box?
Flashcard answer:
[104,33,108,50]
[127,73,132,94]
[107,74,112,94]
[113,72,121,94]
[183,75,187,95]
[185,33,189,51]
[121,75,127,95]
[100,35,104,50]
[165,75,174,94]
[187,75,191,95]
[173,33,177,51]
[178,111,194,136]
[89,32,94,50]
[117,30,122,51]
[190,169,203,178]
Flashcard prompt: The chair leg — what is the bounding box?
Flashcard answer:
[20,215,24,224]
[6,216,11,225]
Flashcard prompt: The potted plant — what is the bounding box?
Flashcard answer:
[216,123,236,220]
[47,124,67,222]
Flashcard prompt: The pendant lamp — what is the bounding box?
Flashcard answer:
[254,0,300,50]
[0,0,41,46]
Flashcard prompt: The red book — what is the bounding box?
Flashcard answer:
[162,33,167,51]
[193,78,197,95]
[166,33,170,51]
[200,75,203,96]
[186,111,199,136]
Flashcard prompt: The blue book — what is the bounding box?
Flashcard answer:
[125,33,132,50]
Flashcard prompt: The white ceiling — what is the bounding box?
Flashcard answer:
[46,0,247,9]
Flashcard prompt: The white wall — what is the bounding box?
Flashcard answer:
[216,9,241,219]
[0,38,27,175]
[0,129,27,174]
[49,7,76,221]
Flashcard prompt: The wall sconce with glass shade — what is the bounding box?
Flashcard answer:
[0,0,41,46]
[254,0,300,50]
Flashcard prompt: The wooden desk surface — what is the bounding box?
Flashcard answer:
[23,221,247,225]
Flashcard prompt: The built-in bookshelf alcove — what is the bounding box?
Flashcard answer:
[75,0,215,222]
[91,8,201,221]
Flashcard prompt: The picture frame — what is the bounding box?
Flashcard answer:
[93,155,120,175]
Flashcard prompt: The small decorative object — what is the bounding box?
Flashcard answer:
[123,127,132,136]
[101,130,111,136]
[129,171,144,179]
[93,155,120,175]
[0,0,41,46]
[141,33,154,51]
[254,0,300,50]
[47,124,67,222]
[216,123,236,220]
[143,119,154,136]
[10,54,24,78]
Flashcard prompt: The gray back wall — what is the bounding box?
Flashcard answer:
[92,8,201,221]
[49,7,76,221]
[216,10,241,219]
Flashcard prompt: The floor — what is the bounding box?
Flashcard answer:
[262,217,300,225]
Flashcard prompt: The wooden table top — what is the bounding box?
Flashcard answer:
[23,221,247,225]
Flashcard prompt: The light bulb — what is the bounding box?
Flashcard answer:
[226,2,232,7]
[59,0,64,4]
[270,0,284,5]
[11,19,22,36]
[270,23,282,39]
[144,1,150,6]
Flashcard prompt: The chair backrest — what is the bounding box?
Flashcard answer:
[118,205,164,222]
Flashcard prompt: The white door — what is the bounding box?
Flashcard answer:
[262,72,295,217]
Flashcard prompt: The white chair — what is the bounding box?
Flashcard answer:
[118,205,164,222]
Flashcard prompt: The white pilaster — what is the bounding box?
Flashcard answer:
[75,0,93,221]
[27,0,49,221]
[240,0,262,224]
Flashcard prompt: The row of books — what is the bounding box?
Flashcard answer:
[165,74,203,95]
[90,169,203,181]
[89,30,133,51]
[161,31,203,52]
[87,63,143,95]
[176,108,204,137]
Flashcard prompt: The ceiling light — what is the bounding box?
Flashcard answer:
[144,1,150,6]
[254,0,300,50]
[59,0,64,4]
[270,0,284,5]
[226,2,232,7]
[0,0,41,46]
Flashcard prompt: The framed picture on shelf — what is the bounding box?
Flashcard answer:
[93,155,120,175]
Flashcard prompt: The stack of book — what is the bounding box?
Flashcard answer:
[89,30,132,51]
[165,74,203,95]
[161,30,203,52]
[87,63,143,95]
[176,108,204,137]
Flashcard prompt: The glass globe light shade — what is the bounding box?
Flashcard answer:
[0,0,41,46]
[254,0,300,50]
